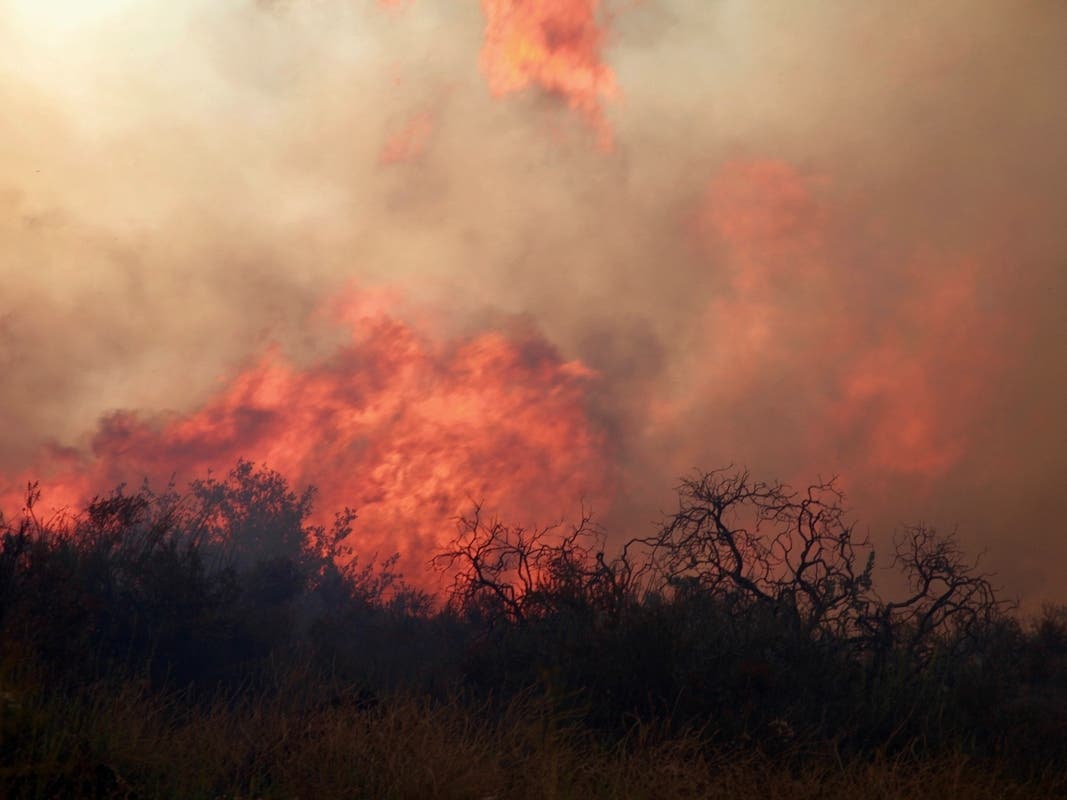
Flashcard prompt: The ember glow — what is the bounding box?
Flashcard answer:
[1,0,1064,603]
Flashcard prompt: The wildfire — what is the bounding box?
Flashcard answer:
[686,158,1002,485]
[0,291,612,587]
[479,0,618,148]
[832,257,996,479]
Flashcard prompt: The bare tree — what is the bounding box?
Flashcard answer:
[859,524,1009,670]
[434,468,1006,681]
[628,468,1006,669]
[433,502,636,626]
[629,468,875,642]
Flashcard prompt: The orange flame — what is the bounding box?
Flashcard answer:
[1,291,613,587]
[479,0,618,148]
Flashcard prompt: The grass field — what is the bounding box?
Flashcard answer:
[2,464,1065,798]
[3,663,1065,800]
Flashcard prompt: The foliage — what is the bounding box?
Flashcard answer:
[1,461,1065,796]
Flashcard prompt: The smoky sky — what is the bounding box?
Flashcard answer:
[1,1,1064,605]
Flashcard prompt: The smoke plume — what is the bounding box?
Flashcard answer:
[1,0,1064,603]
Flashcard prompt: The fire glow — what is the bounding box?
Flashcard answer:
[479,0,618,147]
[1,293,612,584]
[1,0,1062,602]
[680,159,1006,487]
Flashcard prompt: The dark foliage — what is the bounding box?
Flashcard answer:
[1,461,1065,792]
[0,461,428,691]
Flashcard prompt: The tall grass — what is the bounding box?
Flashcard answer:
[2,659,1064,799]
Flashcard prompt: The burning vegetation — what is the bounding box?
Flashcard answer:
[2,0,1065,796]
[0,294,611,591]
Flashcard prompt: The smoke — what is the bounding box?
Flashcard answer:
[1,0,1064,603]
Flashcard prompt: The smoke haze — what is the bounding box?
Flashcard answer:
[2,0,1064,602]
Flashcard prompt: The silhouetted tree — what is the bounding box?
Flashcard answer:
[434,503,636,626]
[631,468,875,643]
[857,523,1009,674]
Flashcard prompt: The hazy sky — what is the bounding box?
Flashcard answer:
[2,0,1064,604]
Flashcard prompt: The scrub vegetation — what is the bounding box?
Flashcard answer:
[2,461,1065,798]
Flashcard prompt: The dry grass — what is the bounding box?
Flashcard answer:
[2,667,1064,800]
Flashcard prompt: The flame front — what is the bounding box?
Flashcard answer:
[1,293,612,586]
